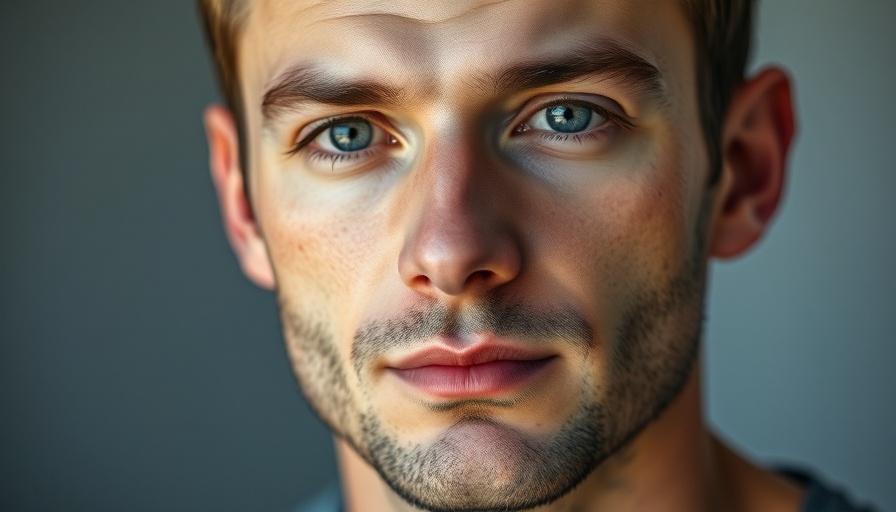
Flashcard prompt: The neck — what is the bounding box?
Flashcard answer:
[334,362,803,512]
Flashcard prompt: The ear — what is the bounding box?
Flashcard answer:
[204,105,276,289]
[709,67,796,258]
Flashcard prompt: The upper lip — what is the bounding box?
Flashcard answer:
[386,339,555,370]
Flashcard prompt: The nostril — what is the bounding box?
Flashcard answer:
[464,269,496,288]
[410,275,433,291]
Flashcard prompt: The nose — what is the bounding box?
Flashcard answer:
[398,140,522,298]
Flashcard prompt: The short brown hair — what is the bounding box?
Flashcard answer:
[199,0,754,182]
[199,0,250,170]
[683,0,755,183]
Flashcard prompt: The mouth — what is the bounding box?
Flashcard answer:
[385,341,558,399]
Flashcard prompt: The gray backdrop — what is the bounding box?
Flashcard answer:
[1,1,893,511]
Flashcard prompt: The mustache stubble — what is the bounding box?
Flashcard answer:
[350,293,594,378]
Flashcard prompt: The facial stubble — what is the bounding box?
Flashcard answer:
[276,200,709,512]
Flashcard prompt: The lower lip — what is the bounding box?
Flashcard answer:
[388,358,556,398]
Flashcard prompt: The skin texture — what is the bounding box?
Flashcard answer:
[205,0,798,510]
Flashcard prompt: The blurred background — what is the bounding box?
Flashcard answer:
[1,1,893,511]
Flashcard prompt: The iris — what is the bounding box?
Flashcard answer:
[330,120,372,152]
[546,104,592,133]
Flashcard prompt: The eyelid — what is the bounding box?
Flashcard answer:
[513,94,636,134]
[286,112,396,156]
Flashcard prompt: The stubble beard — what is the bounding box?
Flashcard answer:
[276,203,710,512]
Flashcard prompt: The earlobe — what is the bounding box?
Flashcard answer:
[204,105,276,289]
[709,68,796,259]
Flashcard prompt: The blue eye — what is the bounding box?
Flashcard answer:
[516,100,609,137]
[545,104,593,133]
[329,120,372,151]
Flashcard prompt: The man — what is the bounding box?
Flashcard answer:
[198,0,875,511]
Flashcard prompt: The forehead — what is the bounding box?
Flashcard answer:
[238,0,694,99]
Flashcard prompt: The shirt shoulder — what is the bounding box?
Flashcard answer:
[291,472,880,512]
[291,483,342,512]
[778,467,879,512]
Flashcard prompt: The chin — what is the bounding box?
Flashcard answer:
[354,401,606,512]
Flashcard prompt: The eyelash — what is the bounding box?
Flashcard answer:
[512,97,633,142]
[286,114,378,158]
[307,150,367,164]
[533,131,607,144]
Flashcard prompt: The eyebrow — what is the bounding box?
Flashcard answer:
[262,67,409,125]
[489,39,667,104]
[261,38,666,126]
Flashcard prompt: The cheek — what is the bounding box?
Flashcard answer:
[532,136,695,335]
[256,180,392,324]
[608,127,701,277]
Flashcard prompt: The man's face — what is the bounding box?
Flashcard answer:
[237,0,712,509]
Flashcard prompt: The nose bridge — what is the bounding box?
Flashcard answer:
[399,123,521,297]
[424,131,483,226]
